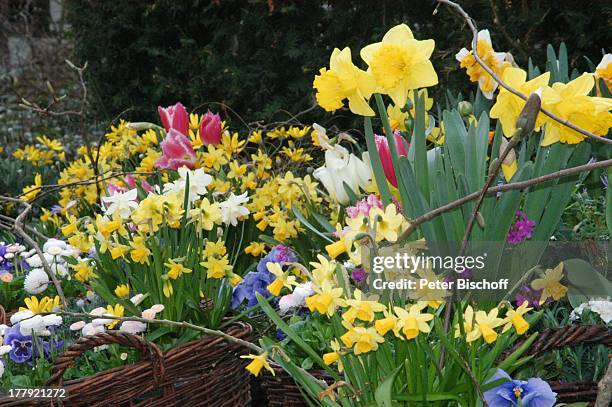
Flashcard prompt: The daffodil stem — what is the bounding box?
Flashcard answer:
[436,0,612,145]
[47,310,264,353]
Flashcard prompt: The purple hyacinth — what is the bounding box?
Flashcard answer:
[507,211,536,245]
[484,369,556,407]
[256,244,297,273]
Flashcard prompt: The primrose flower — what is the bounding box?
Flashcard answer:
[340,322,385,355]
[102,188,138,219]
[374,132,409,187]
[342,289,386,323]
[154,129,197,170]
[241,352,275,377]
[200,111,222,145]
[313,47,376,116]
[507,211,536,245]
[466,308,504,344]
[455,29,509,99]
[305,280,345,317]
[484,369,556,407]
[360,24,438,107]
[393,302,433,339]
[531,262,567,303]
[490,68,550,137]
[158,102,189,136]
[265,262,297,296]
[502,301,532,335]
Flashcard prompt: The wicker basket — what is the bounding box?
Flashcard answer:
[261,363,334,406]
[0,322,253,407]
[506,325,612,404]
[0,304,6,325]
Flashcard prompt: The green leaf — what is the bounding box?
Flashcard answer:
[497,332,538,372]
[374,365,402,407]
[292,205,334,243]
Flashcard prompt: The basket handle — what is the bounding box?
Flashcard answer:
[0,305,5,326]
[46,331,166,387]
[510,325,612,358]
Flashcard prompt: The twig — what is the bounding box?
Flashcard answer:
[436,0,612,145]
[15,171,155,202]
[48,311,264,354]
[0,214,49,241]
[398,158,612,243]
[0,195,67,306]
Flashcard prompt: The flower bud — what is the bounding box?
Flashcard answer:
[515,91,542,138]
[458,101,473,116]
[199,111,222,145]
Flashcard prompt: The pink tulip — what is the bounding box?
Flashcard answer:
[154,129,197,170]
[375,131,409,187]
[158,102,189,136]
[199,111,222,145]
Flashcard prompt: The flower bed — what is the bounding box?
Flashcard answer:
[1,5,611,406]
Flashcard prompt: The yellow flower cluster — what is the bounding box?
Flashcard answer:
[13,135,65,166]
[314,24,438,116]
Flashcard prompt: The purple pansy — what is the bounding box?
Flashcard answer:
[484,369,556,407]
[232,245,297,309]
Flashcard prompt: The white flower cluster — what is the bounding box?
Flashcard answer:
[8,310,63,336]
[278,282,315,314]
[570,297,612,324]
[21,238,79,294]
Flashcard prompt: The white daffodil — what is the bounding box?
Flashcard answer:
[163,166,213,204]
[102,188,139,219]
[219,192,250,226]
[314,143,372,205]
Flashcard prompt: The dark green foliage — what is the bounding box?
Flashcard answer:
[66,0,611,125]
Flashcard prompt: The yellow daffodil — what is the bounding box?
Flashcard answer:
[393,302,433,340]
[61,215,79,236]
[248,130,263,144]
[323,339,343,372]
[502,301,532,335]
[361,24,438,107]
[200,254,232,279]
[20,296,61,314]
[531,262,568,303]
[466,308,504,344]
[305,280,345,317]
[375,305,398,336]
[490,68,550,137]
[189,198,221,232]
[163,280,174,298]
[164,259,192,280]
[71,261,95,282]
[244,242,267,257]
[455,29,510,99]
[109,242,130,260]
[454,304,475,338]
[114,284,130,298]
[313,47,377,116]
[266,262,297,296]
[309,254,337,284]
[22,173,42,202]
[340,322,385,355]
[541,73,612,145]
[105,304,124,329]
[241,352,275,377]
[130,235,151,264]
[369,203,406,242]
[342,289,386,323]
